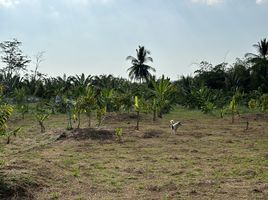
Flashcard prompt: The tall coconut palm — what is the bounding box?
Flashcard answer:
[245,38,268,92]
[245,38,268,59]
[126,46,155,83]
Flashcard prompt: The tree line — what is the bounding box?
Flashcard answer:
[0,38,267,132]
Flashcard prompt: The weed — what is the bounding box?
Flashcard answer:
[71,168,80,177]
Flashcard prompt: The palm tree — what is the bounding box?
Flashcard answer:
[70,73,92,97]
[245,38,268,59]
[126,46,155,83]
[245,38,268,92]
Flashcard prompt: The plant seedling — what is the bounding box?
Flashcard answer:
[115,128,123,143]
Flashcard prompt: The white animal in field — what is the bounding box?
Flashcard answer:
[170,120,182,134]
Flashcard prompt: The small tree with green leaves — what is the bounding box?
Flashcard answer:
[151,75,175,119]
[246,99,258,130]
[65,98,75,130]
[134,96,149,130]
[0,86,20,144]
[73,87,97,128]
[259,94,268,112]
[135,96,140,130]
[55,95,75,130]
[35,113,49,133]
[115,127,123,143]
[151,98,158,121]
[201,101,216,114]
[96,106,106,127]
[34,102,50,133]
[14,87,28,119]
[73,96,84,129]
[0,104,20,144]
[116,91,133,113]
[248,99,257,111]
[83,87,97,127]
[229,92,241,123]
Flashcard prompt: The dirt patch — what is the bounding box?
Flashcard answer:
[147,181,177,192]
[70,128,115,141]
[240,113,268,121]
[142,129,164,138]
[0,172,40,200]
[104,112,137,122]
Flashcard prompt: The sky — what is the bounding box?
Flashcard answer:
[0,0,268,80]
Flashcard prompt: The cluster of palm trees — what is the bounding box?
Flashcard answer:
[0,39,267,125]
[175,38,268,110]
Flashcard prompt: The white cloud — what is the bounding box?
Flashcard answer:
[0,0,20,7]
[191,0,222,6]
[0,0,113,8]
[70,0,113,5]
[256,0,268,5]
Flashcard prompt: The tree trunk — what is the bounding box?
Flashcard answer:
[88,118,91,127]
[51,107,55,114]
[67,110,73,130]
[246,120,249,130]
[77,112,81,129]
[153,109,156,121]
[136,111,140,130]
[158,110,163,118]
[39,121,45,133]
[7,136,10,144]
[231,111,234,123]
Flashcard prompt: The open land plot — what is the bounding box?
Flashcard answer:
[0,108,267,200]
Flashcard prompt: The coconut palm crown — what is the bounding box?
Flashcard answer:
[245,38,268,92]
[245,38,268,60]
[126,46,155,83]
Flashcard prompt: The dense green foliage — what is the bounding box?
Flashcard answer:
[0,39,267,130]
[0,86,20,144]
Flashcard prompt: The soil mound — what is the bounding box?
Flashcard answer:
[71,128,114,141]
[0,172,40,200]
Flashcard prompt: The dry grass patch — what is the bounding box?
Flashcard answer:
[0,109,267,199]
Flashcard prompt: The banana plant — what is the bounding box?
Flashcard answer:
[229,92,241,123]
[151,75,175,118]
[134,96,150,130]
[101,88,115,112]
[0,86,21,144]
[73,87,96,128]
[0,102,20,144]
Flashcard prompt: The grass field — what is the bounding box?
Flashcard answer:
[0,108,268,199]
